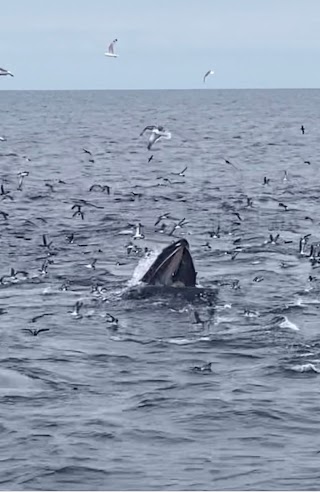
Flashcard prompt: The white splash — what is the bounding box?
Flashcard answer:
[279,316,299,331]
[127,248,159,287]
[291,363,320,373]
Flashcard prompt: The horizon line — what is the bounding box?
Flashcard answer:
[0,87,319,92]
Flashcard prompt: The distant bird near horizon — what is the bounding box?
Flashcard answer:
[105,39,119,58]
[0,67,14,77]
[203,70,214,83]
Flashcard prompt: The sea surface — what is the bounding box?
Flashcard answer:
[1,89,320,490]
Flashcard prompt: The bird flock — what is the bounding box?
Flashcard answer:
[0,42,315,349]
[1,38,215,84]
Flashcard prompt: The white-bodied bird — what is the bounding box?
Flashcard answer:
[140,125,172,150]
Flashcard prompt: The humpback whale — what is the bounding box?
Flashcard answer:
[125,239,216,302]
[140,239,196,287]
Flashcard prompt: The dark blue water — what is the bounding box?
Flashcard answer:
[1,89,320,490]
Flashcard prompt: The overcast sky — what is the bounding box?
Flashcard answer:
[0,0,319,90]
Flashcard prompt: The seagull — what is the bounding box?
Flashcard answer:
[154,213,170,226]
[133,223,145,240]
[171,166,188,177]
[0,67,14,77]
[140,125,171,150]
[168,218,187,236]
[17,171,29,191]
[105,39,119,58]
[203,70,214,83]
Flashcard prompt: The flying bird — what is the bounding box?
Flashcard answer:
[203,70,214,83]
[140,125,171,150]
[0,67,14,77]
[105,39,119,58]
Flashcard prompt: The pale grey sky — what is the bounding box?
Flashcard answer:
[0,0,319,89]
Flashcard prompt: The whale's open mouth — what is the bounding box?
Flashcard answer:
[140,239,197,287]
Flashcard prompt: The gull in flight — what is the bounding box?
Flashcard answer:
[140,125,171,150]
[203,70,214,83]
[0,67,14,77]
[105,39,119,58]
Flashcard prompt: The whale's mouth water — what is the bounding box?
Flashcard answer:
[140,239,197,287]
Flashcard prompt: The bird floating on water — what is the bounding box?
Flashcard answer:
[105,39,119,58]
[203,70,214,83]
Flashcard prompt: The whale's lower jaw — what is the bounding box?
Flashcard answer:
[124,285,218,303]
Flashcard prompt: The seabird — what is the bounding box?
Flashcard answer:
[0,67,14,77]
[105,39,119,58]
[148,155,154,163]
[72,204,85,220]
[86,259,97,270]
[233,212,242,221]
[39,260,48,276]
[17,171,29,191]
[90,184,110,194]
[105,313,118,330]
[278,202,288,211]
[171,166,188,177]
[66,233,75,244]
[45,183,55,192]
[0,210,9,220]
[168,218,187,236]
[133,223,145,240]
[193,362,212,373]
[253,276,264,282]
[154,213,170,226]
[299,234,311,255]
[304,160,311,165]
[89,184,110,194]
[22,328,50,336]
[140,125,171,150]
[246,197,253,207]
[41,234,52,249]
[209,225,220,238]
[268,234,280,245]
[202,242,211,250]
[224,159,239,170]
[203,70,214,83]
[301,125,305,135]
[72,199,103,209]
[0,184,13,200]
[31,313,53,323]
[83,148,92,156]
[71,301,83,319]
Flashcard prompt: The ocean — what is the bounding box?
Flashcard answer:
[1,89,320,490]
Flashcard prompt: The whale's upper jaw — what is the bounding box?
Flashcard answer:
[140,239,197,287]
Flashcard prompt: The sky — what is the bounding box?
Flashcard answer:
[0,0,320,90]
